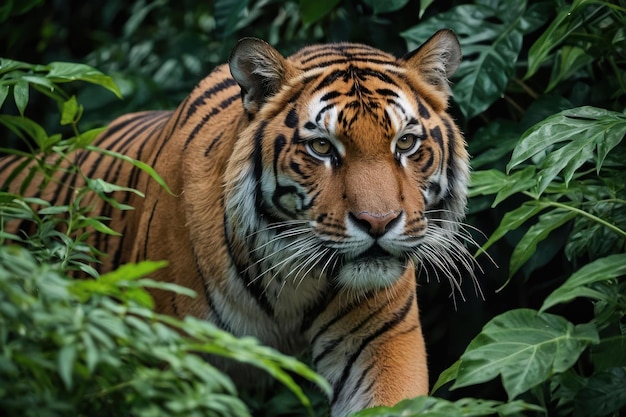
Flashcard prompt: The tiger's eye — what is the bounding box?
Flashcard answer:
[396,134,418,153]
[309,138,332,156]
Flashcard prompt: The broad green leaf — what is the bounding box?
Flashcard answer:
[469,166,537,204]
[47,62,122,99]
[363,0,408,14]
[299,0,341,24]
[574,367,626,417]
[591,335,626,372]
[525,0,597,79]
[510,208,576,277]
[468,169,510,197]
[508,106,626,196]
[401,1,548,119]
[13,79,29,115]
[492,166,536,206]
[431,359,459,394]
[541,253,626,312]
[453,309,599,399]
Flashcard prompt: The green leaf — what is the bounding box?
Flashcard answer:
[591,335,626,372]
[99,260,168,283]
[61,95,80,125]
[352,396,543,417]
[453,309,599,400]
[47,62,122,99]
[401,1,549,119]
[525,0,596,79]
[541,253,626,312]
[509,207,576,277]
[0,115,49,148]
[492,166,537,206]
[468,169,510,197]
[58,343,77,389]
[86,145,172,195]
[299,0,341,24]
[574,367,626,417]
[13,79,29,115]
[546,45,595,92]
[508,106,626,195]
[474,203,546,257]
[431,359,459,394]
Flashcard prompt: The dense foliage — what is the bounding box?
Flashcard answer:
[1,0,625,416]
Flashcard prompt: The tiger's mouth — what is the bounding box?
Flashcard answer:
[357,243,391,260]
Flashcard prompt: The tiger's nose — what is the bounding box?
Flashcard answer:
[351,211,401,238]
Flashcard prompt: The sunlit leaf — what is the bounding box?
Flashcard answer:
[508,106,626,195]
[61,95,80,125]
[453,309,599,400]
[47,62,122,99]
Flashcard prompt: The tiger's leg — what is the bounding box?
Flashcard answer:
[309,264,428,417]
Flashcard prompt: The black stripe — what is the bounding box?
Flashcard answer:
[418,101,431,119]
[310,290,374,345]
[204,132,223,157]
[331,292,415,405]
[150,99,189,167]
[312,302,387,367]
[183,93,240,150]
[142,198,159,261]
[442,117,457,186]
[182,78,238,126]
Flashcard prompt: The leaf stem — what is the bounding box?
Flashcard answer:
[530,198,626,238]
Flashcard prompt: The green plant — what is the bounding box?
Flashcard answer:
[0,58,329,417]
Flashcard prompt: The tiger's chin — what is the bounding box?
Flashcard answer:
[334,257,407,291]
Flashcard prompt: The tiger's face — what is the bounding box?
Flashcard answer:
[226,30,470,293]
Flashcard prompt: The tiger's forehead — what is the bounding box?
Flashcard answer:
[290,42,398,70]
[297,61,419,145]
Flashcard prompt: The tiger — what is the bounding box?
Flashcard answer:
[0,29,470,416]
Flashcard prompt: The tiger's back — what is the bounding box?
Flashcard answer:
[1,30,471,417]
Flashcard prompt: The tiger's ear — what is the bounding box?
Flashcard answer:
[402,29,462,94]
[229,38,295,115]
